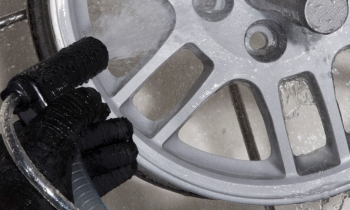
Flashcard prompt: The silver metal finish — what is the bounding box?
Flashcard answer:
[229,84,272,210]
[49,0,350,206]
[0,9,26,30]
[246,0,349,34]
[192,0,234,22]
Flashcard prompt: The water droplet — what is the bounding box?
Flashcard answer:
[332,68,339,75]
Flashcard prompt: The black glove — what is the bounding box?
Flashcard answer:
[78,118,138,197]
[0,87,138,210]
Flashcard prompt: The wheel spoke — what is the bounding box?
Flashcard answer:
[326,17,350,53]
[95,69,123,97]
[255,80,298,176]
[313,68,350,160]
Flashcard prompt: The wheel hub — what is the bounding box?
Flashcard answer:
[50,0,350,205]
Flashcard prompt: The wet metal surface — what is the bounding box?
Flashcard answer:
[2,0,350,209]
[50,0,350,206]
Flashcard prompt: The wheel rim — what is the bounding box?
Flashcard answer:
[49,0,350,205]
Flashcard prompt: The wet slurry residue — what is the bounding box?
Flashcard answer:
[88,0,175,77]
[0,88,137,209]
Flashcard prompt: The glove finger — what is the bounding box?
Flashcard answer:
[91,161,137,197]
[78,118,133,152]
[17,88,106,201]
[93,103,110,123]
[18,88,106,151]
[83,141,138,178]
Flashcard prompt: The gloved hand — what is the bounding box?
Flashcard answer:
[78,117,138,197]
[0,87,138,210]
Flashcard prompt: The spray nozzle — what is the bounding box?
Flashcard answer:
[1,37,109,124]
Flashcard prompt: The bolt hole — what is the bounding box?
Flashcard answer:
[245,20,287,63]
[249,32,268,51]
[196,0,218,11]
[192,0,234,22]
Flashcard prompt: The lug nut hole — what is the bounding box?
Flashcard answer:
[245,20,287,63]
[249,32,268,51]
[192,0,234,22]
